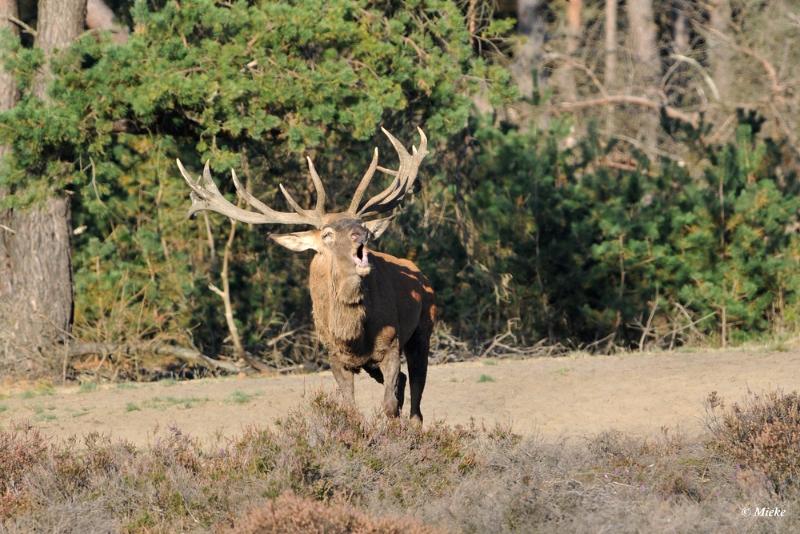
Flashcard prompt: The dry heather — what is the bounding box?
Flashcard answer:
[706,390,800,494]
[1,391,799,532]
[232,493,438,534]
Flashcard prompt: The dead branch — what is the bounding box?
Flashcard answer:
[669,303,715,342]
[667,54,720,102]
[703,25,783,95]
[554,95,700,128]
[638,293,659,351]
[68,342,240,373]
[208,219,246,357]
[543,52,608,97]
[6,15,36,37]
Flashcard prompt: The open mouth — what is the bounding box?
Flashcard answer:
[352,244,370,271]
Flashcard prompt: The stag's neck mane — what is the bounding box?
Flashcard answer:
[309,254,368,347]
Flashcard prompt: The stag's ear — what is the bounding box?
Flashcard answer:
[269,230,320,252]
[364,216,393,240]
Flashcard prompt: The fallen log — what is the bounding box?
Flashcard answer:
[68,342,240,374]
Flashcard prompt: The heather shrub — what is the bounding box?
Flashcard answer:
[0,423,47,519]
[231,492,438,534]
[2,392,800,532]
[247,393,488,509]
[706,390,800,494]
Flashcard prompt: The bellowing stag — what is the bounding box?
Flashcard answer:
[178,129,435,422]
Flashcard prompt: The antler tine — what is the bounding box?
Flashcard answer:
[305,156,327,218]
[357,173,403,213]
[177,159,319,227]
[356,128,427,218]
[178,159,211,198]
[347,147,379,215]
[230,168,276,217]
[279,183,310,216]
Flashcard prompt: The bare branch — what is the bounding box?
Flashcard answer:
[554,95,700,128]
[68,342,240,373]
[6,15,36,37]
[207,217,269,372]
[668,54,720,102]
[703,25,783,95]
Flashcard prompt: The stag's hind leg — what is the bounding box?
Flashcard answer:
[364,364,405,414]
[405,330,430,424]
[378,351,403,418]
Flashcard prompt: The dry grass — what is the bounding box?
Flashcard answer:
[1,391,799,532]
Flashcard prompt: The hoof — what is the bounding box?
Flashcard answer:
[383,398,400,418]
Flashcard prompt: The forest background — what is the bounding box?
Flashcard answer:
[1,0,799,379]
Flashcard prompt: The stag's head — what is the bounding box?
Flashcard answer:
[178,128,427,285]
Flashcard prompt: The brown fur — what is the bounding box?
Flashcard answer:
[273,215,435,422]
[179,128,432,419]
[310,250,435,361]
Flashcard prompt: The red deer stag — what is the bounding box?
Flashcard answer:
[177,129,435,422]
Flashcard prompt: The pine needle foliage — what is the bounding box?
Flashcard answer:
[2,1,800,365]
[446,117,800,346]
[1,0,512,363]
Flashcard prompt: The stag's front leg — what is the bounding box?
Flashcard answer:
[378,346,403,417]
[330,359,355,405]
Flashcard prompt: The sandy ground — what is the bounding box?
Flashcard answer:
[1,347,799,445]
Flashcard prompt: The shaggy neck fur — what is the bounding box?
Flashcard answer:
[309,255,367,345]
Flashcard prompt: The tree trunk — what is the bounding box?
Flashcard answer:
[0,0,19,316]
[626,0,660,152]
[672,1,690,55]
[33,0,86,98]
[86,0,128,44]
[604,0,617,90]
[556,0,582,101]
[604,0,617,131]
[0,0,17,116]
[708,0,732,103]
[3,199,73,363]
[512,0,547,99]
[0,0,84,373]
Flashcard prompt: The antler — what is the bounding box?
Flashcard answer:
[347,127,428,218]
[177,158,327,228]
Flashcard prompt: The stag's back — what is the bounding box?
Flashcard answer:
[365,251,435,348]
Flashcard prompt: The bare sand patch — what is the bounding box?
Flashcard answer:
[2,347,798,444]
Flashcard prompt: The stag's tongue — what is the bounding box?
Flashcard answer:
[354,244,369,268]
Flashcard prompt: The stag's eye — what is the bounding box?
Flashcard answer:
[321,230,334,243]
